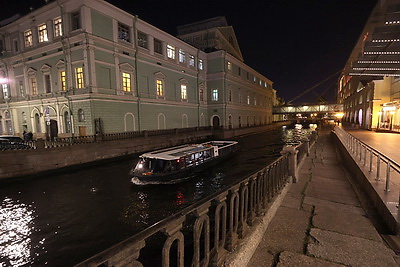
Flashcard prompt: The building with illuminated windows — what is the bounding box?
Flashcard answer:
[339,0,400,131]
[0,0,274,139]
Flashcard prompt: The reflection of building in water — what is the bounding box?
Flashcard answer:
[339,0,400,132]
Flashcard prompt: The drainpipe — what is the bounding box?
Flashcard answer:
[57,0,74,136]
[196,49,200,128]
[132,15,141,132]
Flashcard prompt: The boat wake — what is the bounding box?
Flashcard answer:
[131,175,195,186]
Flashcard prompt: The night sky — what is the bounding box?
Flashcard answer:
[0,0,378,104]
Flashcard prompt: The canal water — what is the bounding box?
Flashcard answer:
[0,123,316,266]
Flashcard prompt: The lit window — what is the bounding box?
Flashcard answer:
[179,49,185,63]
[189,55,195,66]
[30,77,37,95]
[198,59,203,70]
[2,84,9,99]
[24,30,33,47]
[167,44,175,59]
[227,61,232,71]
[53,17,63,37]
[212,89,218,101]
[60,71,67,91]
[181,84,187,100]
[38,23,48,43]
[122,72,131,92]
[138,31,148,49]
[247,95,250,104]
[156,79,164,96]
[118,23,130,42]
[75,67,84,89]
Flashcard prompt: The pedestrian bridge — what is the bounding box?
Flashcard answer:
[273,103,343,115]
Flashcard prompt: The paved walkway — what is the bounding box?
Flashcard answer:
[247,127,399,266]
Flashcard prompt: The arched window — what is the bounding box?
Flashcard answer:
[158,113,166,129]
[182,114,188,128]
[78,109,85,122]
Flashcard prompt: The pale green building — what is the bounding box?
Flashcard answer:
[0,0,274,139]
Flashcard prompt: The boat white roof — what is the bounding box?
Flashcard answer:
[141,144,210,160]
[140,140,237,161]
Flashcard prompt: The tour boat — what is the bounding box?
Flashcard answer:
[129,140,238,185]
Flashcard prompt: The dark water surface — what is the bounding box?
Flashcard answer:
[0,124,315,266]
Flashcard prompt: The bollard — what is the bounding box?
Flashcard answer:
[280,146,298,183]
[301,137,310,156]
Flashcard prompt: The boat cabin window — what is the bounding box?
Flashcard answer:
[136,158,181,173]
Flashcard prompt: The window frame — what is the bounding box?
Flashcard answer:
[60,70,67,91]
[212,89,219,101]
[122,72,132,92]
[181,84,187,101]
[118,22,130,43]
[167,44,175,59]
[154,38,163,54]
[38,23,49,43]
[75,67,84,89]
[53,17,63,37]
[24,29,33,47]
[137,31,148,49]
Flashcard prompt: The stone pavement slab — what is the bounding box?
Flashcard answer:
[246,128,398,267]
[313,206,382,241]
[308,228,397,267]
[277,251,345,267]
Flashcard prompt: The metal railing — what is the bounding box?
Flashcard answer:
[333,126,400,198]
[76,136,317,267]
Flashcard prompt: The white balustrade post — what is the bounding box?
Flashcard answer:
[281,146,298,183]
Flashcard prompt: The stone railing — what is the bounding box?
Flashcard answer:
[75,135,316,267]
[5,127,213,149]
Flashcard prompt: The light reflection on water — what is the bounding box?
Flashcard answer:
[0,197,39,266]
[0,124,317,266]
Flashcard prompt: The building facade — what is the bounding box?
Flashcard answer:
[0,0,274,139]
[339,0,400,131]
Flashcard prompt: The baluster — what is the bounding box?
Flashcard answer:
[210,192,228,266]
[191,203,211,267]
[226,185,240,251]
[247,176,257,226]
[162,217,185,267]
[238,179,249,238]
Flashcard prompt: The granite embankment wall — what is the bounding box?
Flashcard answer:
[0,129,212,181]
[0,122,291,181]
